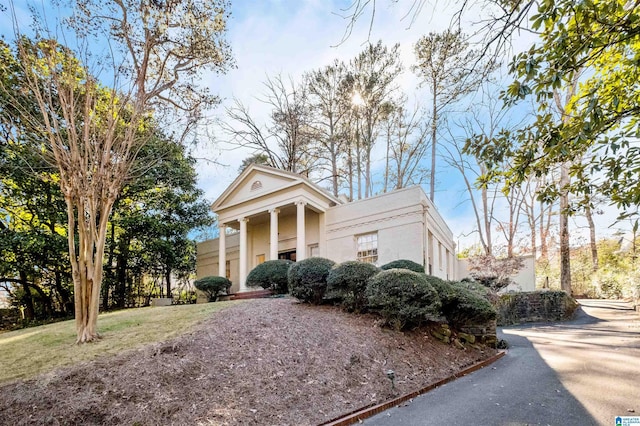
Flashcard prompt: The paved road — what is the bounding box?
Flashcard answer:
[364,300,640,426]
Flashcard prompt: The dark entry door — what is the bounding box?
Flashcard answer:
[278,250,296,262]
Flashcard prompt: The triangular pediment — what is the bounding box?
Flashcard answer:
[212,164,338,212]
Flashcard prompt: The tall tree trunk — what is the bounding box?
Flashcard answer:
[356,131,362,200]
[103,221,116,311]
[384,128,391,193]
[481,166,492,256]
[429,82,437,202]
[539,199,550,260]
[330,139,339,197]
[559,163,572,294]
[528,203,537,259]
[585,205,598,271]
[347,143,353,201]
[165,267,172,299]
[67,195,114,343]
[19,270,35,320]
[115,240,129,309]
[54,270,73,315]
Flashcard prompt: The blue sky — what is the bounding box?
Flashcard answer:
[1,1,626,250]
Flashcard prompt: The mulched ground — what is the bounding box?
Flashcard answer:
[0,298,496,425]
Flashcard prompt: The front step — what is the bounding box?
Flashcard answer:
[230,289,273,300]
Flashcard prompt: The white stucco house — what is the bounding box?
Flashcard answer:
[196,164,460,294]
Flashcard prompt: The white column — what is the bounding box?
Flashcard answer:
[239,217,249,292]
[269,208,280,261]
[218,224,226,278]
[296,201,306,261]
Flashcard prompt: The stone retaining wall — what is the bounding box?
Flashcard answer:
[497,291,579,326]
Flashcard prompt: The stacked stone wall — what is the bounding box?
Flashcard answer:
[497,291,578,326]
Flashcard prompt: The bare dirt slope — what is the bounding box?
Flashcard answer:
[0,298,496,425]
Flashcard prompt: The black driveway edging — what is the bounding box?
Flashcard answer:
[319,350,506,426]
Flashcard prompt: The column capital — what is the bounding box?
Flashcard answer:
[269,208,280,214]
[295,200,306,206]
[239,217,249,224]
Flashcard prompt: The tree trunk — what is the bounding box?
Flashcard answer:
[429,82,437,202]
[54,269,73,315]
[331,141,338,197]
[19,271,35,320]
[540,199,550,260]
[67,194,114,343]
[103,221,117,311]
[347,143,353,201]
[559,163,572,294]
[165,267,172,299]
[115,241,129,309]
[585,205,598,271]
[481,166,492,256]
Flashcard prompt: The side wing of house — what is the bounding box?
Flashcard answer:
[325,186,458,280]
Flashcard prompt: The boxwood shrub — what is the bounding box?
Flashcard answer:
[288,257,336,304]
[422,275,497,327]
[380,259,424,273]
[326,261,380,312]
[246,259,293,294]
[366,269,441,330]
[441,281,497,327]
[193,276,232,302]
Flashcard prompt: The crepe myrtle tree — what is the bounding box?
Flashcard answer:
[1,0,233,343]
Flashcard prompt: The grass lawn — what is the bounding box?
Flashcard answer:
[0,301,238,384]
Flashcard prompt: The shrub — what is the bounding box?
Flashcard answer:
[439,281,497,327]
[366,269,441,330]
[326,261,380,312]
[246,260,293,294]
[193,276,232,302]
[423,276,497,327]
[453,279,500,305]
[380,259,424,273]
[594,269,625,299]
[288,257,336,304]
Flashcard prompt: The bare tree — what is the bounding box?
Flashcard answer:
[222,74,314,175]
[382,101,429,191]
[306,60,352,196]
[413,30,488,202]
[3,0,232,343]
[348,41,402,199]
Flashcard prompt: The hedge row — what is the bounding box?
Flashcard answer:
[242,257,497,331]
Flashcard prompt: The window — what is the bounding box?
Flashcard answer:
[438,242,443,270]
[309,244,319,257]
[256,254,265,265]
[225,260,231,280]
[356,233,378,264]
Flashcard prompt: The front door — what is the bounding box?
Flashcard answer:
[278,250,297,262]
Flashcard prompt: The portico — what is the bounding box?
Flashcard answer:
[206,165,340,293]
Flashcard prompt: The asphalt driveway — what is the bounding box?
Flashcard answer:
[364,299,640,426]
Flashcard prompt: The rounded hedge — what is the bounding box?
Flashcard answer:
[194,276,232,302]
[439,281,497,327]
[326,261,380,312]
[380,259,424,273]
[420,275,497,327]
[288,257,336,304]
[246,259,293,294]
[366,269,441,330]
